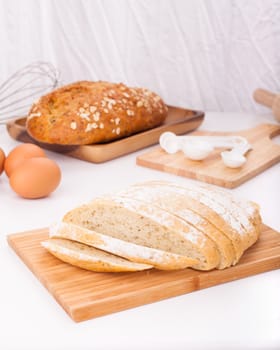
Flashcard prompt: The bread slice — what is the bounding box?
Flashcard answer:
[184,183,260,250]
[50,222,199,270]
[63,196,220,270]
[42,238,153,272]
[116,186,236,269]
[197,184,262,235]
[134,181,260,263]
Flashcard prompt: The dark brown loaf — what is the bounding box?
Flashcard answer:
[26,81,168,145]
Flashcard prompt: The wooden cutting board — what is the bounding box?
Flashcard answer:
[6,106,204,163]
[136,123,280,188]
[7,224,280,322]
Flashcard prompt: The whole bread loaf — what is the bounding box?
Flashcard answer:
[42,181,262,273]
[26,81,168,145]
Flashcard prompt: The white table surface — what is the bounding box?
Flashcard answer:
[0,112,279,350]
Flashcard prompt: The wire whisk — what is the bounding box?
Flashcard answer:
[0,61,61,124]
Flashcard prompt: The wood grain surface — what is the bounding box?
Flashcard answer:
[6,106,204,163]
[7,224,280,322]
[136,123,280,188]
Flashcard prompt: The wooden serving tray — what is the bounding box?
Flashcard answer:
[6,107,204,163]
[137,123,280,188]
[7,224,280,322]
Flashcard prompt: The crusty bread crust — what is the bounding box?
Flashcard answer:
[26,81,168,145]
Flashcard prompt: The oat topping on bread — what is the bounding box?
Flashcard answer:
[26,81,168,145]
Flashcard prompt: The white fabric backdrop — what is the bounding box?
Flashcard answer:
[0,0,279,113]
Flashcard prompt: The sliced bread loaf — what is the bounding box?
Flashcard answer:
[50,222,199,270]
[133,181,260,263]
[63,196,220,270]
[42,238,153,272]
[43,181,261,273]
[116,185,236,269]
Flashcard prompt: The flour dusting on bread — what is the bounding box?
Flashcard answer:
[42,181,262,273]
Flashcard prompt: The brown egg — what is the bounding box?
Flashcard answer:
[4,143,46,177]
[9,157,61,199]
[0,147,5,175]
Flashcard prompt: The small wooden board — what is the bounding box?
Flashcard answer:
[7,224,280,322]
[136,124,280,188]
[6,107,204,163]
